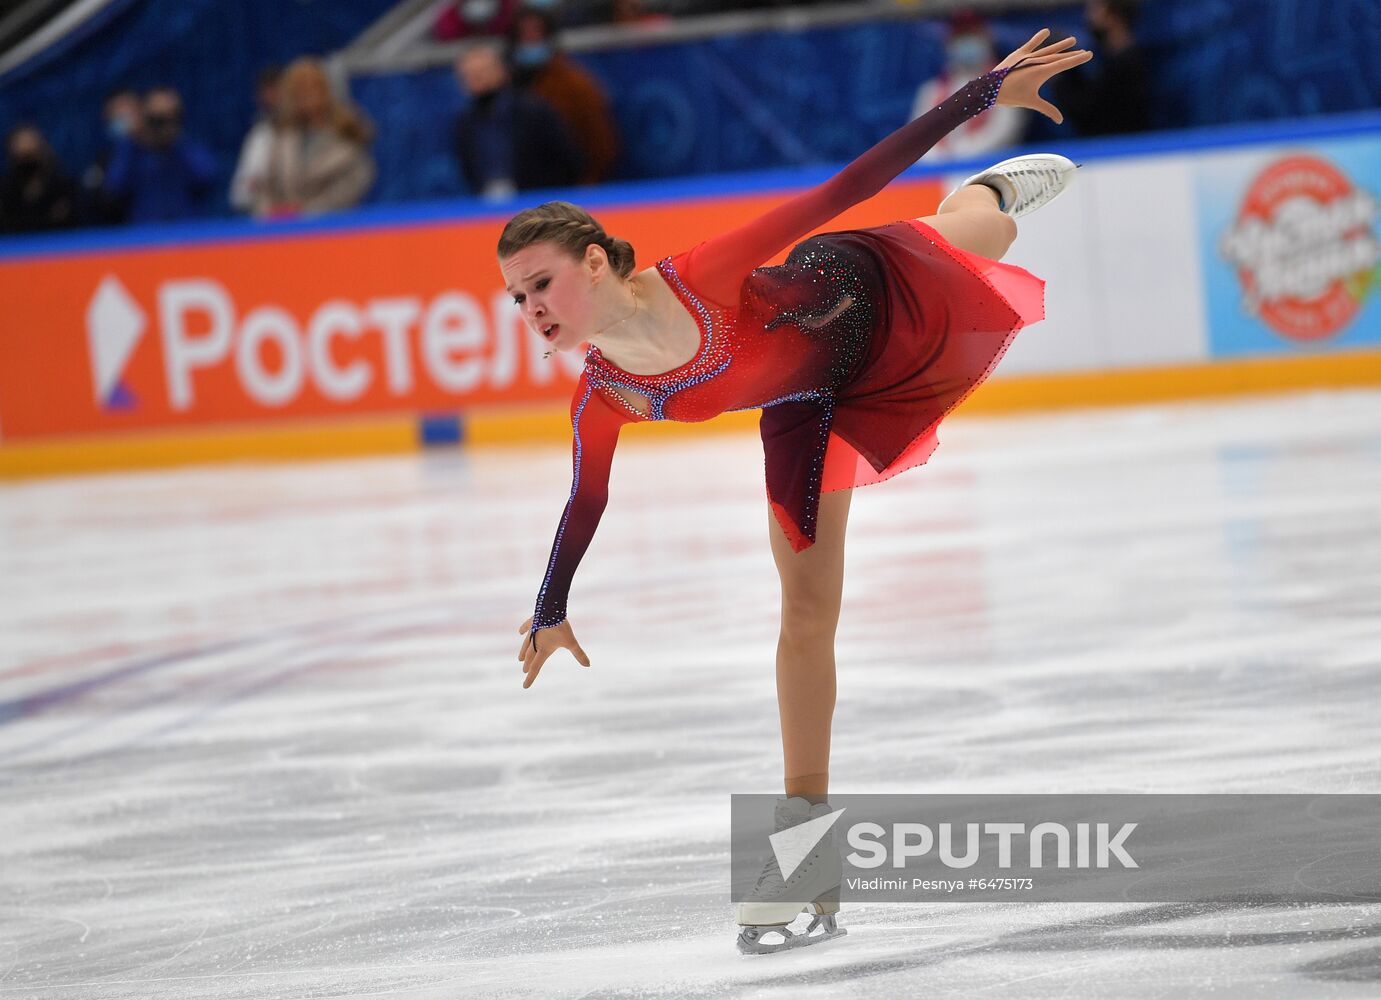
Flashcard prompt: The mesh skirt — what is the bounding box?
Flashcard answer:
[763,218,1045,552]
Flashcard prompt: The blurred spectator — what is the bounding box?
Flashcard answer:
[255,58,376,219]
[508,7,619,184]
[80,88,139,225]
[910,12,1023,162]
[0,125,77,233]
[104,87,218,224]
[434,0,522,41]
[1054,0,1150,136]
[454,43,582,199]
[230,65,283,214]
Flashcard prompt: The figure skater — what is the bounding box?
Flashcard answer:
[501,29,1092,952]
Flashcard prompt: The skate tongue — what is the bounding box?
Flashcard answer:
[774,796,836,831]
[774,796,814,829]
[984,174,1016,214]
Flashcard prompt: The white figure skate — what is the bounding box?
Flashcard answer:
[938,152,1078,219]
[736,796,847,955]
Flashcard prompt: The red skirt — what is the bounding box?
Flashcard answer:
[824,219,1043,487]
[768,219,1045,552]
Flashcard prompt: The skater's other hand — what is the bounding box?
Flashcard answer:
[993,28,1093,124]
[517,616,590,688]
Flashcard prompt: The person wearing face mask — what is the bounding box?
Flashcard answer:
[1053,0,1150,136]
[909,12,1024,163]
[0,125,77,234]
[453,42,582,199]
[102,89,141,143]
[507,6,619,185]
[79,89,139,225]
[103,87,218,224]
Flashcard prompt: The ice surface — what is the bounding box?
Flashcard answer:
[2,390,1380,998]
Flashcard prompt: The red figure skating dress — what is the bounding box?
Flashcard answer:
[530,67,1045,642]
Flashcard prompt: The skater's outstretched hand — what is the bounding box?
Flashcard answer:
[517,616,590,688]
[993,28,1093,124]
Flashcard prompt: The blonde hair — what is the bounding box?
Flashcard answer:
[279,57,373,145]
[497,201,636,279]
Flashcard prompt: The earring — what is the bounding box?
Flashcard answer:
[542,350,555,359]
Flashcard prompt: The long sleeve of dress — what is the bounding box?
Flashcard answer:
[530,373,637,646]
[678,68,1011,307]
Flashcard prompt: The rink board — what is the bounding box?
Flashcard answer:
[2,116,1379,477]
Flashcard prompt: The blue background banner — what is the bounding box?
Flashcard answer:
[2,1,1380,214]
[354,0,1381,203]
[1195,136,1381,358]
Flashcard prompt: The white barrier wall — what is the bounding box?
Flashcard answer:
[966,129,1381,375]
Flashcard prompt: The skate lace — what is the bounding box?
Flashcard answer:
[1012,166,1059,209]
[753,854,787,895]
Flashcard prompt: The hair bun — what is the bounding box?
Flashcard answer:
[602,235,636,279]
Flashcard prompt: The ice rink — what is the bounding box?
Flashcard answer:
[3,389,1381,999]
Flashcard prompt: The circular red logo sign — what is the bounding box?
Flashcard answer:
[1219,154,1378,341]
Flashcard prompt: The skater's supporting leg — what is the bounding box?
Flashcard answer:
[768,487,852,804]
[916,184,1018,261]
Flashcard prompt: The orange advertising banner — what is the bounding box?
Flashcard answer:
[0,180,943,442]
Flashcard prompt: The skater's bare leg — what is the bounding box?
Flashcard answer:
[768,487,852,805]
[916,184,1017,260]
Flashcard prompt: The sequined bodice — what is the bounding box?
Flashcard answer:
[583,257,736,421]
[583,242,881,424]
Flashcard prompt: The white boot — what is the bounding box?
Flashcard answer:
[736,796,847,955]
[938,152,1078,219]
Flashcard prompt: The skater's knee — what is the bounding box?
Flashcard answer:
[778,598,842,643]
[967,210,1017,260]
[991,210,1018,254]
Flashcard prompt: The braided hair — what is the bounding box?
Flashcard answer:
[497,201,637,279]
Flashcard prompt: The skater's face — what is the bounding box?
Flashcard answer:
[500,241,601,352]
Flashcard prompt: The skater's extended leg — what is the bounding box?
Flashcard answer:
[922,152,1080,259]
[915,184,1017,260]
[768,487,852,804]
